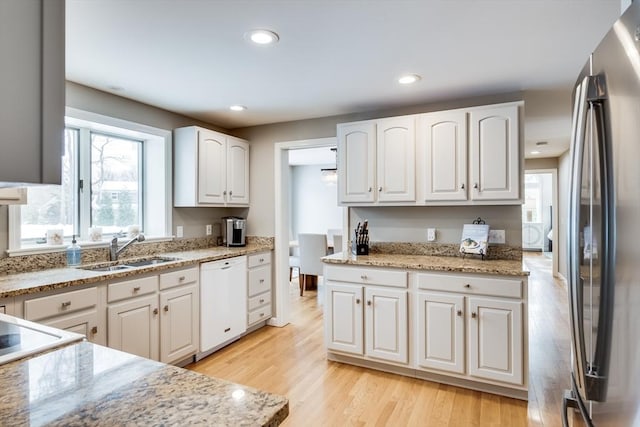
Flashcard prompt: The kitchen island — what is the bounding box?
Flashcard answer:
[0,341,288,426]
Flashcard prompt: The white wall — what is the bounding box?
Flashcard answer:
[290,164,342,238]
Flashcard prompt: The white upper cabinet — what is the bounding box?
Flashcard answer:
[376,117,416,202]
[418,111,468,201]
[469,105,520,201]
[338,122,376,203]
[0,0,65,185]
[338,118,415,205]
[174,126,250,207]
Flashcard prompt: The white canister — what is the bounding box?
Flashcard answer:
[46,229,64,245]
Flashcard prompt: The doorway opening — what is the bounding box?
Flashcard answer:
[523,169,558,276]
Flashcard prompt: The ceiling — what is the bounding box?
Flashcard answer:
[66,0,622,158]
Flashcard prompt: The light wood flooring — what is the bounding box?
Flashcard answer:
[188,253,574,426]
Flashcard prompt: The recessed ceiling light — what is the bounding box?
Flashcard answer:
[229,105,247,112]
[398,74,421,85]
[530,150,542,155]
[246,29,279,45]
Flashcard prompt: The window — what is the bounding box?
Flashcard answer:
[9,109,172,253]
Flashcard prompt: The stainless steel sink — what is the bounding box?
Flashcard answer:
[82,264,132,272]
[123,257,179,268]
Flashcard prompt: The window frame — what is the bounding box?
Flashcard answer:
[7,108,173,255]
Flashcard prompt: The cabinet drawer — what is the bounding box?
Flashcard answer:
[325,266,407,288]
[24,287,97,322]
[159,267,198,290]
[248,251,271,268]
[108,276,158,303]
[248,265,271,296]
[248,292,270,311]
[417,272,522,298]
[248,304,272,325]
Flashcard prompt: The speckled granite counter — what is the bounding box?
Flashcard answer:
[0,341,288,426]
[322,252,529,276]
[0,242,273,298]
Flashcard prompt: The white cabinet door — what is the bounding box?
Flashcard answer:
[160,284,199,364]
[419,111,468,201]
[108,294,159,361]
[364,287,408,363]
[417,292,465,374]
[200,257,247,353]
[376,117,416,202]
[338,122,376,203]
[468,296,523,385]
[0,0,64,185]
[44,310,102,345]
[226,137,250,205]
[469,105,520,201]
[325,283,363,355]
[197,129,226,204]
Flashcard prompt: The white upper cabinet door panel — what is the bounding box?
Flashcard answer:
[226,137,250,205]
[419,112,467,201]
[469,105,519,201]
[197,129,226,204]
[376,117,416,202]
[338,122,376,203]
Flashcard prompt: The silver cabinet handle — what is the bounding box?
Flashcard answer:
[259,258,264,262]
[457,310,462,317]
[461,183,465,190]
[464,284,471,288]
[224,327,231,333]
[355,298,361,304]
[474,183,479,189]
[91,326,98,335]
[153,308,159,315]
[471,312,477,318]
[229,190,233,196]
[164,305,169,312]
[259,279,265,283]
[223,190,227,195]
[259,313,265,317]
[133,286,141,292]
[378,187,382,192]
[61,301,71,308]
[259,298,265,303]
[178,276,185,281]
[368,187,372,192]
[360,275,368,280]
[367,300,372,306]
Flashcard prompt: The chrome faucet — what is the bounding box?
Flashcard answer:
[110,233,145,261]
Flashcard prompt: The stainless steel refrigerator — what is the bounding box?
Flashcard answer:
[563,2,640,426]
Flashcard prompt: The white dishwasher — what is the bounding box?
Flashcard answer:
[197,255,247,360]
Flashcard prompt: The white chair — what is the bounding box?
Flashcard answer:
[327,228,342,254]
[332,234,343,254]
[298,233,328,296]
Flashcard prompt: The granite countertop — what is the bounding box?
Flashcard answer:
[0,341,288,426]
[0,243,272,298]
[322,252,529,276]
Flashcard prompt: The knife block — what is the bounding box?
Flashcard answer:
[352,242,369,255]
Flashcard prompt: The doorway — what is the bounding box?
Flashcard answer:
[523,169,558,276]
[272,137,346,327]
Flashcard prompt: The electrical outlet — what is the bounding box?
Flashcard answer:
[427,228,436,242]
[488,229,505,244]
[205,224,212,235]
[176,225,184,238]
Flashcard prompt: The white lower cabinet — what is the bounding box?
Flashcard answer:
[247,252,272,327]
[324,265,408,364]
[108,292,160,361]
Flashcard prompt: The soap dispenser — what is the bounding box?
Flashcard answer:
[66,235,81,266]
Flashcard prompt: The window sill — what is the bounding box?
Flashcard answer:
[6,236,175,257]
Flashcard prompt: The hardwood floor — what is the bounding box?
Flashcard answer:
[188,253,573,426]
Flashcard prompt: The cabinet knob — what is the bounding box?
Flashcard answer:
[461,183,465,190]
[259,313,265,317]
[356,298,361,304]
[229,190,233,196]
[133,286,141,292]
[368,187,372,192]
[259,258,264,262]
[224,327,231,333]
[378,186,382,192]
[464,284,471,288]
[223,190,227,195]
[457,310,462,317]
[259,299,265,303]
[360,275,368,280]
[474,182,479,189]
[61,301,71,308]
[367,300,372,306]
[164,305,169,312]
[260,279,265,283]
[153,308,159,315]
[471,312,477,318]
[91,326,98,335]
[178,276,185,281]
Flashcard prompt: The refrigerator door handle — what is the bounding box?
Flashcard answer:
[568,76,590,396]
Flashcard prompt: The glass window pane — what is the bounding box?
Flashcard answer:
[20,129,77,243]
[90,133,141,235]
